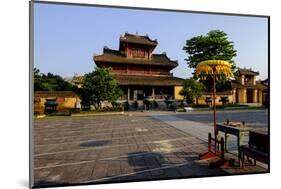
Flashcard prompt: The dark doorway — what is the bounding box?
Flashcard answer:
[137,90,144,100]
[247,89,253,103]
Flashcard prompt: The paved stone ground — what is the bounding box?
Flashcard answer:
[147,112,245,151]
[145,110,268,167]
[150,110,268,149]
[33,114,267,187]
[173,109,268,128]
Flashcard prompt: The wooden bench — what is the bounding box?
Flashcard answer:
[239,130,269,167]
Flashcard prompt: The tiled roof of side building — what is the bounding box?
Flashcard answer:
[237,68,259,76]
[261,78,268,86]
[231,80,268,90]
[35,91,78,98]
[120,32,158,46]
[230,80,244,89]
[114,74,184,86]
[256,81,268,90]
[94,50,178,68]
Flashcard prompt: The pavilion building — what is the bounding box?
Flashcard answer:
[230,68,268,105]
[93,32,184,102]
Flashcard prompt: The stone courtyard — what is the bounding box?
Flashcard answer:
[33,111,268,187]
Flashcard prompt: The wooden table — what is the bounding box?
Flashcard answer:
[216,123,252,159]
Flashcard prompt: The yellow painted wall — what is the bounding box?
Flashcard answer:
[238,89,247,103]
[197,96,207,105]
[196,94,234,105]
[259,90,263,103]
[232,89,237,103]
[234,88,263,105]
[34,97,79,114]
[58,97,78,111]
[174,86,184,100]
[253,89,258,103]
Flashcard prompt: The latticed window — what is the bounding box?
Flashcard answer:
[132,49,145,58]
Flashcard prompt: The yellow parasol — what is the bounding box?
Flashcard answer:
[195,60,233,136]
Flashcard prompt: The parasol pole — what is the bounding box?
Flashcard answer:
[213,72,217,137]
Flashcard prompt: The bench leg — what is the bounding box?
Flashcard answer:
[239,150,242,168]
[246,155,252,164]
[237,134,241,165]
[241,152,245,168]
[238,150,241,167]
[225,133,228,152]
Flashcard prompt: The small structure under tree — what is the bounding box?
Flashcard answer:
[219,96,229,107]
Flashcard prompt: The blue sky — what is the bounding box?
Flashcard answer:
[34,3,268,79]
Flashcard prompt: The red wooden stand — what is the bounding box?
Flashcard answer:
[199,133,225,160]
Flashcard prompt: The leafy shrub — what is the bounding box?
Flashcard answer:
[176,103,185,109]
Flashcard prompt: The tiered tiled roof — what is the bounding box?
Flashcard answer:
[120,32,158,46]
[237,68,259,76]
[94,33,177,68]
[230,68,266,89]
[94,48,178,68]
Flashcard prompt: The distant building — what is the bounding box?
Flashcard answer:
[260,78,269,106]
[197,68,268,106]
[230,68,267,105]
[71,74,83,88]
[93,32,184,101]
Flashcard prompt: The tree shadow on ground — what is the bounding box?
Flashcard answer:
[33,180,68,188]
[79,140,112,147]
[105,151,229,183]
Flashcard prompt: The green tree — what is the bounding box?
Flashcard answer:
[183,30,237,91]
[179,78,205,105]
[33,68,76,91]
[34,68,43,90]
[80,67,123,110]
